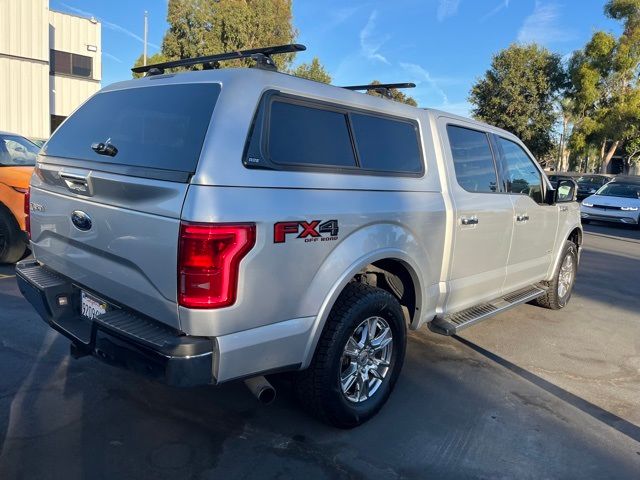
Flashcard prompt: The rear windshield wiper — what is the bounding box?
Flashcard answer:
[91,142,118,157]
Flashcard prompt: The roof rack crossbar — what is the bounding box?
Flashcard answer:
[342,82,416,99]
[132,43,306,76]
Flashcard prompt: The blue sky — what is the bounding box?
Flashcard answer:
[52,1,621,117]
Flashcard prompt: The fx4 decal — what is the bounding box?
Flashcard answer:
[274,220,339,244]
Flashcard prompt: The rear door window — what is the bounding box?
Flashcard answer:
[447,125,498,193]
[350,113,422,174]
[267,101,356,168]
[43,83,220,173]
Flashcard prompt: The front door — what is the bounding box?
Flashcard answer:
[494,136,559,290]
[442,122,515,312]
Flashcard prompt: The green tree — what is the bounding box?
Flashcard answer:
[469,44,565,159]
[163,0,296,70]
[134,0,297,75]
[567,0,640,172]
[290,57,331,83]
[366,80,418,106]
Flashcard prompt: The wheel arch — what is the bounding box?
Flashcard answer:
[547,224,583,280]
[300,249,424,369]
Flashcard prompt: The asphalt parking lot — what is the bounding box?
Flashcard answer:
[0,223,639,479]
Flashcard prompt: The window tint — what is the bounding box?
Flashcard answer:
[350,113,422,173]
[498,137,543,203]
[50,49,93,78]
[447,125,498,193]
[267,101,356,168]
[43,84,220,173]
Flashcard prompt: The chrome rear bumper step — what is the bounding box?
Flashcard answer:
[429,285,547,336]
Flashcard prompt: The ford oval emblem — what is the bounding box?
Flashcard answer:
[71,210,92,231]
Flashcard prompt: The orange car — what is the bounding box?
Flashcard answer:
[0,131,37,263]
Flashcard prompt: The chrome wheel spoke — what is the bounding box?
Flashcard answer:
[366,317,378,344]
[371,326,392,352]
[344,337,360,358]
[369,366,383,380]
[341,363,358,392]
[340,316,394,403]
[357,372,370,400]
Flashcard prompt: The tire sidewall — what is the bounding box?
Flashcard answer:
[326,290,406,427]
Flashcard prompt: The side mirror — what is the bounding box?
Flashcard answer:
[556,179,578,203]
[545,179,577,205]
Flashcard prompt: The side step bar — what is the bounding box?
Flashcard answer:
[429,285,547,336]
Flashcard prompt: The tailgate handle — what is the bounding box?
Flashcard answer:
[60,173,90,194]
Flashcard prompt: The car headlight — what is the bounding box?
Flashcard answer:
[582,202,594,207]
[621,206,639,211]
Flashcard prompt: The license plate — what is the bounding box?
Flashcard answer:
[80,291,108,321]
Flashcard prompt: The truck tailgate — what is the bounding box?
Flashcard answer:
[29,164,187,329]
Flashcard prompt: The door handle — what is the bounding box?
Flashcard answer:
[60,172,90,194]
[559,206,568,212]
[516,214,529,222]
[460,216,479,225]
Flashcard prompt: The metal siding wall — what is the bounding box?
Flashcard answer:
[0,0,49,139]
[49,10,101,117]
[49,9,102,80]
[0,0,48,60]
[0,2,101,138]
[0,58,49,139]
[50,75,100,117]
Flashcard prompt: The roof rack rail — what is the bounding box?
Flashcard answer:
[342,82,416,99]
[132,43,306,76]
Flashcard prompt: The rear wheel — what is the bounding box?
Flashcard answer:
[295,282,406,428]
[0,208,26,264]
[533,241,578,310]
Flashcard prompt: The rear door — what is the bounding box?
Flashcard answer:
[440,121,514,312]
[30,82,220,329]
[494,135,558,290]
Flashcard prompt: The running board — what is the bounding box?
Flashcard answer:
[428,285,547,336]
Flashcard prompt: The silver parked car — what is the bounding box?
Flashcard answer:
[581,177,640,227]
[15,45,582,427]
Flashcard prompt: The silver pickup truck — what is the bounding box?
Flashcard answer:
[16,45,582,428]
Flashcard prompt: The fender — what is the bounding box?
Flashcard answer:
[546,222,583,280]
[298,222,439,369]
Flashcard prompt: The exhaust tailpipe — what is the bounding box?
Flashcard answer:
[244,376,276,405]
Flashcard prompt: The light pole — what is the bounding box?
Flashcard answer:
[143,11,148,66]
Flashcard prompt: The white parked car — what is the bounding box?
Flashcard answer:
[581,177,640,227]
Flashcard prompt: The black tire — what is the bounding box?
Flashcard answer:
[295,282,406,428]
[533,241,578,310]
[0,207,26,264]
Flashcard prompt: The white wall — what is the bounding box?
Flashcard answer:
[0,1,101,139]
[49,10,101,117]
[0,0,49,139]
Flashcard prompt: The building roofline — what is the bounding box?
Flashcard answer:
[50,8,101,24]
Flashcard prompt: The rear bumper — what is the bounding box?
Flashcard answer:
[15,260,215,387]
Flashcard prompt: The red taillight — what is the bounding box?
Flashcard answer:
[178,222,256,309]
[24,188,31,239]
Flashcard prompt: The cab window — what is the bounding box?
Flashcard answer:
[497,137,543,203]
[447,125,498,193]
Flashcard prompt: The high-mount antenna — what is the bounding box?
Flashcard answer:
[132,44,306,76]
[342,82,416,98]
